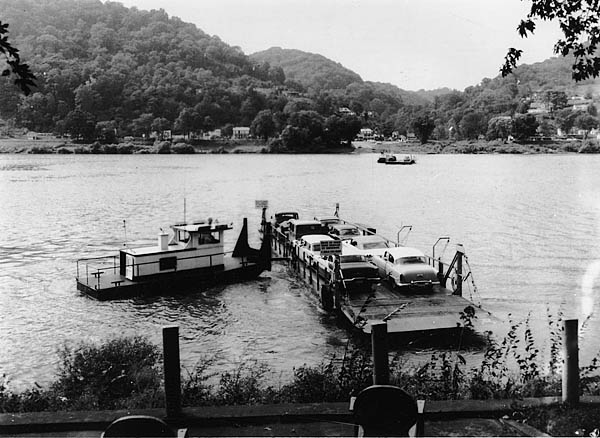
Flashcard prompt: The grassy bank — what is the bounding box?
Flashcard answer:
[2,314,600,435]
[2,137,600,155]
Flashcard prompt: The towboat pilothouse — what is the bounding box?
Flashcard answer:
[76,217,271,300]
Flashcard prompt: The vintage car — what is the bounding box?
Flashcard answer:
[328,223,361,241]
[295,234,334,263]
[272,211,299,234]
[287,219,326,241]
[343,235,392,258]
[371,246,439,290]
[316,253,379,291]
[314,215,341,228]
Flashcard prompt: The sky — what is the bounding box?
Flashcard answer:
[117,0,564,91]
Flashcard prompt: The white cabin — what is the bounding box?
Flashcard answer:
[120,221,232,281]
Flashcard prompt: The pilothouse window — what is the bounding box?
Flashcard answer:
[199,232,219,245]
[178,230,190,243]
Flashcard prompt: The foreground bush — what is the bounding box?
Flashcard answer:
[3,313,600,413]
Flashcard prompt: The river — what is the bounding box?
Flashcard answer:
[1,152,599,389]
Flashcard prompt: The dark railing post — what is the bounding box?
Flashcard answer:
[562,319,579,405]
[372,322,389,385]
[455,246,463,297]
[437,261,445,287]
[163,325,182,418]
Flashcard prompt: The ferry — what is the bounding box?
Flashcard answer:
[76,217,271,300]
[267,206,482,335]
[377,152,416,165]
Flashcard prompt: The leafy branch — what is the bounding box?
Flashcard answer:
[501,0,600,82]
[0,20,36,95]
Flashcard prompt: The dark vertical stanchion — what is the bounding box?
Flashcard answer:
[562,319,579,405]
[455,247,463,297]
[437,261,445,287]
[371,322,389,385]
[163,325,182,418]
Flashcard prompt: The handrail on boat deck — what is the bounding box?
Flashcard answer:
[77,249,252,287]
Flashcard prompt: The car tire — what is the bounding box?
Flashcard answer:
[388,275,397,290]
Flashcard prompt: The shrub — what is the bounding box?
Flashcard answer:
[28,146,53,154]
[56,147,73,154]
[579,140,600,153]
[171,143,195,154]
[214,360,271,406]
[156,141,171,154]
[51,336,163,410]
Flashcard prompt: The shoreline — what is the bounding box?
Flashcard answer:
[0,137,597,155]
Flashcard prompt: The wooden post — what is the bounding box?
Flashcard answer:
[455,247,463,297]
[163,325,182,418]
[371,322,389,385]
[562,319,579,405]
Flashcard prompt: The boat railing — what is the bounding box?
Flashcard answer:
[76,249,252,289]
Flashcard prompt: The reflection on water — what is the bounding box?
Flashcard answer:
[1,153,600,388]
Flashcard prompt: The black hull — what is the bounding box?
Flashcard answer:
[77,264,264,300]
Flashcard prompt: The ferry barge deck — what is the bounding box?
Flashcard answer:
[267,207,481,335]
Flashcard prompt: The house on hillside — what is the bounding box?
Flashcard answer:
[232,127,250,139]
[337,107,355,116]
[527,102,549,115]
[203,129,222,140]
[357,128,374,140]
[567,96,593,111]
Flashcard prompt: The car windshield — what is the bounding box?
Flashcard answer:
[398,256,427,264]
[340,228,360,236]
[276,213,298,223]
[362,241,388,249]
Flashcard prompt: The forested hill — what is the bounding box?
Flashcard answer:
[250,47,429,106]
[250,47,363,92]
[1,0,599,148]
[0,0,287,135]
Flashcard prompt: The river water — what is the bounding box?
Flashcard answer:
[1,152,600,389]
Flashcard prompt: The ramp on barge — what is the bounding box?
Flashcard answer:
[340,283,476,334]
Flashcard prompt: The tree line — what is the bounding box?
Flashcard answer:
[0,0,599,149]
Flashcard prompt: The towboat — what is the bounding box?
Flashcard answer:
[76,217,271,300]
[377,152,416,165]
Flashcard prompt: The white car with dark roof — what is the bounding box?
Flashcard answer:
[371,246,439,290]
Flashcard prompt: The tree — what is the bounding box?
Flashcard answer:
[512,114,539,140]
[574,113,599,138]
[324,114,362,146]
[151,117,170,140]
[250,110,276,140]
[0,20,36,94]
[64,108,96,142]
[502,0,600,81]
[486,116,513,141]
[543,91,568,113]
[411,113,435,144]
[459,111,487,140]
[555,108,578,134]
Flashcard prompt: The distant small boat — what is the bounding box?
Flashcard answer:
[377,152,416,165]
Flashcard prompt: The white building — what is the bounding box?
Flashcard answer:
[232,127,250,139]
